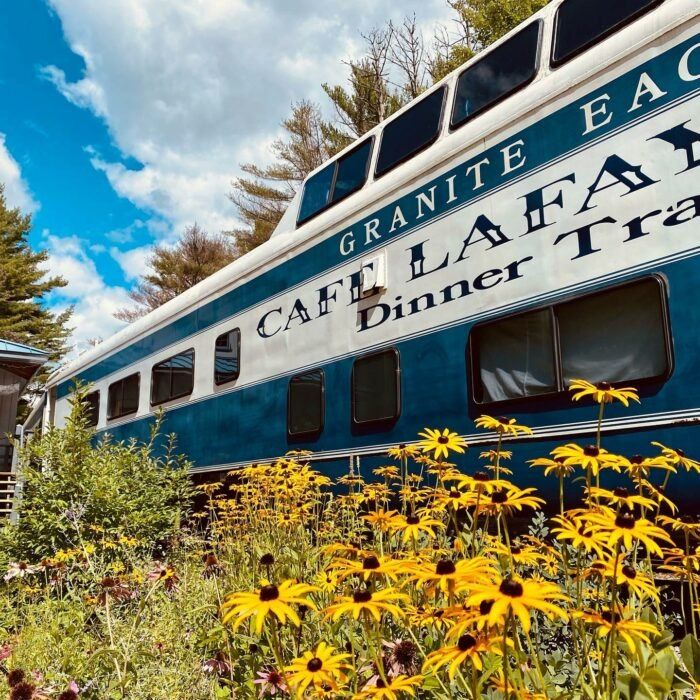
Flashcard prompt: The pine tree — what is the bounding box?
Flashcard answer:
[0,184,71,360]
[114,223,236,322]
[227,100,335,255]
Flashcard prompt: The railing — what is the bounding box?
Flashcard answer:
[0,470,16,518]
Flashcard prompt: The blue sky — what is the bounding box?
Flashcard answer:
[0,0,449,353]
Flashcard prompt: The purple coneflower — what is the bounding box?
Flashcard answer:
[253,668,287,696]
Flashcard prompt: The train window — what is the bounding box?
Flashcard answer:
[214,328,241,385]
[352,348,401,425]
[297,139,372,225]
[331,139,372,204]
[469,276,671,406]
[288,369,324,437]
[472,309,557,403]
[552,0,663,67]
[84,390,100,427]
[151,349,194,406]
[451,21,541,129]
[557,278,670,386]
[375,87,446,178]
[107,373,140,419]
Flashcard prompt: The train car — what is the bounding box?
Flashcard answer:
[41,0,700,506]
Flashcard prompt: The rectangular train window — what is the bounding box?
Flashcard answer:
[151,349,194,406]
[352,348,401,425]
[214,328,241,385]
[375,87,446,178]
[84,390,100,427]
[107,373,140,419]
[552,0,663,67]
[288,369,324,437]
[451,21,541,129]
[297,139,372,225]
[469,277,671,406]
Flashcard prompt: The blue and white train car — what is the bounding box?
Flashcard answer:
[43,0,700,505]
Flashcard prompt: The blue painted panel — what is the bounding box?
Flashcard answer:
[59,34,700,398]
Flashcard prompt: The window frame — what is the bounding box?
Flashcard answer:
[213,327,241,387]
[84,390,100,428]
[374,86,448,179]
[150,348,195,407]
[296,136,375,227]
[450,19,543,131]
[287,368,326,439]
[351,347,402,427]
[107,373,141,420]
[467,275,673,409]
[551,0,665,68]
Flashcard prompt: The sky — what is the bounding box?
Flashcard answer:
[0,0,452,354]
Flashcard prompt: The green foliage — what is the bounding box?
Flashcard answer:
[0,185,71,360]
[0,388,194,563]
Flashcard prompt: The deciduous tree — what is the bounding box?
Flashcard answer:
[114,223,236,322]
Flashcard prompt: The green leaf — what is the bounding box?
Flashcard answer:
[680,634,700,683]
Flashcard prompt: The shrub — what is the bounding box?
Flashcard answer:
[0,389,194,564]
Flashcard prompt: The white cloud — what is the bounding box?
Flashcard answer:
[42,233,131,355]
[110,244,152,282]
[0,133,39,214]
[45,0,452,235]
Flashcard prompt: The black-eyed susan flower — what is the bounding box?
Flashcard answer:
[569,379,640,406]
[618,454,675,479]
[466,576,568,633]
[480,449,512,461]
[354,674,424,699]
[551,516,610,557]
[362,509,400,533]
[406,605,455,632]
[222,579,317,633]
[323,587,408,622]
[551,443,622,476]
[451,471,511,494]
[573,607,659,652]
[422,633,499,678]
[389,513,444,545]
[487,541,546,568]
[409,557,497,595]
[657,514,700,537]
[601,559,659,600]
[285,642,350,695]
[330,553,405,583]
[586,507,674,556]
[373,465,400,480]
[640,481,678,513]
[586,486,656,511]
[387,444,420,461]
[651,442,700,473]
[528,455,575,478]
[417,428,468,460]
[483,486,545,516]
[474,415,532,437]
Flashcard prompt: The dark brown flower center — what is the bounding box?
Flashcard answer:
[596,382,612,390]
[621,564,637,579]
[353,589,372,603]
[675,448,685,457]
[583,445,600,457]
[436,559,456,576]
[376,679,387,688]
[438,436,449,444]
[450,490,461,499]
[630,455,644,465]
[458,634,477,652]
[479,599,494,615]
[499,578,523,597]
[491,490,508,504]
[362,555,380,570]
[613,487,629,498]
[497,417,509,424]
[406,515,420,525]
[259,584,280,601]
[473,471,489,482]
[306,658,323,672]
[615,512,637,529]
[601,610,621,624]
[511,545,522,555]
